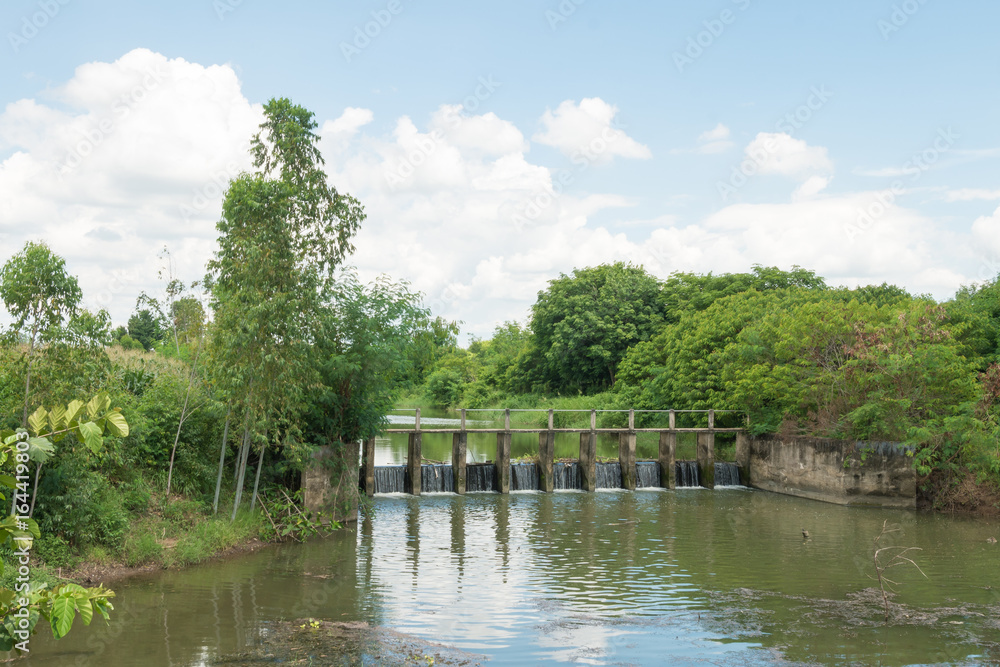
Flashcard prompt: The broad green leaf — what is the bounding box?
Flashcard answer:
[105,412,129,438]
[0,475,15,490]
[85,394,102,420]
[65,400,85,423]
[49,596,75,639]
[27,438,55,463]
[78,422,103,454]
[47,404,67,433]
[27,407,47,437]
[76,597,93,626]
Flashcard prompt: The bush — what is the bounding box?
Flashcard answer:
[33,452,130,551]
[33,535,79,570]
[122,532,162,567]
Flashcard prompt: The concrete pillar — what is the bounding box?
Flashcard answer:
[658,431,676,489]
[735,431,750,486]
[697,431,715,489]
[406,433,422,495]
[539,409,555,493]
[579,409,597,492]
[619,409,636,490]
[496,409,511,494]
[362,437,376,497]
[452,433,467,495]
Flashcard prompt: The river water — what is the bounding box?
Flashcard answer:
[16,487,1000,666]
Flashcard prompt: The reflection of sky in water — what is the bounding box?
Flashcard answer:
[362,494,761,663]
[14,489,1000,665]
[360,491,1000,665]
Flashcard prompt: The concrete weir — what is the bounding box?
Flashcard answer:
[357,408,919,508]
[361,408,747,496]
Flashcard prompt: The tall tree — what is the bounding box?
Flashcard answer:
[530,262,667,393]
[127,309,164,350]
[0,242,82,427]
[207,98,365,517]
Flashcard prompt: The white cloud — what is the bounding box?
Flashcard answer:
[0,50,984,340]
[945,188,1000,202]
[745,132,833,179]
[0,48,262,321]
[533,97,651,163]
[972,206,1000,257]
[695,123,733,154]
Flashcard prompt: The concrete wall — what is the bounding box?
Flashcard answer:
[301,442,360,523]
[748,435,916,509]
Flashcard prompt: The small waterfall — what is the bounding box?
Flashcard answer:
[553,462,581,490]
[421,464,454,493]
[714,462,742,486]
[636,461,660,488]
[467,463,497,492]
[511,463,540,491]
[374,466,406,494]
[595,462,622,489]
[675,461,700,487]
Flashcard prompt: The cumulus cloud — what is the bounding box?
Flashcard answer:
[972,206,1000,257]
[696,123,734,154]
[533,97,651,163]
[745,132,833,179]
[0,50,983,339]
[0,48,261,319]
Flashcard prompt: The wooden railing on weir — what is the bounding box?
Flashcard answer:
[361,408,749,496]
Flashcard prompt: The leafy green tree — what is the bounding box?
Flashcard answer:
[126,309,164,351]
[0,242,82,427]
[530,262,666,392]
[208,98,365,517]
[300,271,427,447]
[170,297,206,350]
[659,264,827,323]
[947,274,1000,371]
[403,316,462,386]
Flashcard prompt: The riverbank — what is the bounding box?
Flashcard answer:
[10,492,277,589]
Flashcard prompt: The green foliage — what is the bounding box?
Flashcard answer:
[0,241,82,342]
[32,535,79,570]
[0,398,126,652]
[209,98,365,457]
[122,532,162,568]
[946,275,1000,371]
[300,271,428,451]
[127,309,165,351]
[531,262,667,393]
[258,489,341,543]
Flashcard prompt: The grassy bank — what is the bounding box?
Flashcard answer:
[0,486,306,590]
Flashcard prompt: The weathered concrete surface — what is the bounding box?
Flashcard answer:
[748,436,916,508]
[302,442,360,522]
[451,432,467,495]
[658,431,676,489]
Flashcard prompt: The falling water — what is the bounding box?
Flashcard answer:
[421,464,454,493]
[374,466,406,494]
[467,463,497,492]
[595,462,622,489]
[553,462,582,490]
[511,463,540,491]
[714,462,742,487]
[636,461,660,488]
[675,461,699,487]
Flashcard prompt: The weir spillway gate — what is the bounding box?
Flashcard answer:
[361,408,749,496]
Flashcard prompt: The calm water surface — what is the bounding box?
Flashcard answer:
[15,488,1000,666]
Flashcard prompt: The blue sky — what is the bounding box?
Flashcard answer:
[1,0,999,339]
